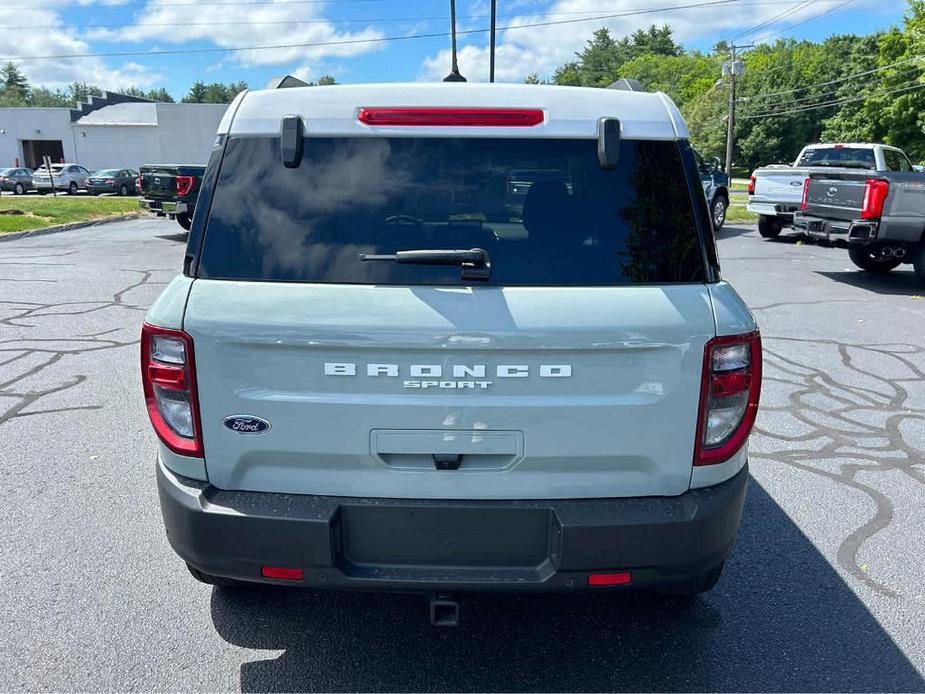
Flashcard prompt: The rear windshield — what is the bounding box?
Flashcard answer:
[95,169,119,176]
[797,147,876,170]
[198,137,706,286]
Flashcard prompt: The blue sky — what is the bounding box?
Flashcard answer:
[0,0,909,100]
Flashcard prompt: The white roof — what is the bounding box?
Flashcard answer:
[221,83,689,140]
[77,102,158,126]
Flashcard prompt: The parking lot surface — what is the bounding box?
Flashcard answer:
[1,219,924,692]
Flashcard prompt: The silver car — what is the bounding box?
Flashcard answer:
[33,163,91,195]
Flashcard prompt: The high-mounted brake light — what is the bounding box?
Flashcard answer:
[800,177,810,210]
[861,179,889,220]
[747,175,756,196]
[141,323,203,457]
[175,175,196,197]
[694,332,762,466]
[357,107,545,127]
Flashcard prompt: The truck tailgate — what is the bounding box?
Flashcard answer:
[804,172,867,221]
[753,168,806,205]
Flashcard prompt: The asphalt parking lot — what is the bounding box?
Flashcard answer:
[1,218,924,692]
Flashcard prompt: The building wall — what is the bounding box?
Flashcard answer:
[0,102,229,171]
[0,108,76,168]
[154,104,229,164]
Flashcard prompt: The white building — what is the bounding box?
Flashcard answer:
[0,92,228,171]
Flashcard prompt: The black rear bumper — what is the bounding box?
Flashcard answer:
[157,461,748,591]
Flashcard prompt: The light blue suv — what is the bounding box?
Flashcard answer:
[142,83,761,610]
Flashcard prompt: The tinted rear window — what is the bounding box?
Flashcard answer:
[797,147,876,170]
[198,137,706,286]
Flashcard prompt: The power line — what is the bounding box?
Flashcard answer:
[746,0,857,40]
[728,0,813,42]
[735,53,924,102]
[1,0,747,62]
[0,0,818,30]
[740,79,925,118]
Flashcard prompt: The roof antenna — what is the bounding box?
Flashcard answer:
[443,0,467,82]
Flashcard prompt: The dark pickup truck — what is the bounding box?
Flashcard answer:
[137,164,206,231]
[794,170,925,285]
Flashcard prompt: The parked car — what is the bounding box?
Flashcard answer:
[0,167,34,195]
[32,163,91,195]
[143,83,761,614]
[794,159,925,284]
[747,143,909,239]
[87,168,138,196]
[694,149,730,231]
[138,164,206,231]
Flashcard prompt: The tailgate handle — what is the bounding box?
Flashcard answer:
[433,454,462,471]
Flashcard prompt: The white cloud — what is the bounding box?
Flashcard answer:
[0,7,161,89]
[86,0,387,68]
[419,0,895,83]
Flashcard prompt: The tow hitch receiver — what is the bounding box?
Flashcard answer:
[429,593,460,627]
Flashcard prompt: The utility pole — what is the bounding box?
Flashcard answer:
[489,0,497,82]
[723,44,750,176]
[443,0,467,82]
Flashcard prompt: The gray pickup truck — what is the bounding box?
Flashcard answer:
[794,159,925,284]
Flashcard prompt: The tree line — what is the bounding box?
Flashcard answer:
[0,64,336,108]
[531,1,925,167]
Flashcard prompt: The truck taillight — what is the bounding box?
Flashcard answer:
[141,323,203,457]
[694,332,762,466]
[861,179,889,220]
[747,175,756,195]
[800,177,810,210]
[137,175,143,193]
[176,175,196,196]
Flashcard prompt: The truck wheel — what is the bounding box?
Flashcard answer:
[711,195,728,231]
[655,561,725,597]
[176,213,192,231]
[848,245,902,273]
[186,563,242,587]
[913,244,925,286]
[757,215,781,239]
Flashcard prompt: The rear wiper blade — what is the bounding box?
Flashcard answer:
[360,248,491,280]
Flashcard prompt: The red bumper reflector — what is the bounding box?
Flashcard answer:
[588,571,632,586]
[261,566,304,581]
[357,107,545,127]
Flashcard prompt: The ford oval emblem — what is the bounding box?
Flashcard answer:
[223,415,271,434]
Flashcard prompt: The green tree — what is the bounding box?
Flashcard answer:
[1,62,29,100]
[146,87,175,103]
[314,75,337,86]
[183,80,208,103]
[69,81,102,103]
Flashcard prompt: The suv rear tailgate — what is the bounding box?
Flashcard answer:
[184,282,715,500]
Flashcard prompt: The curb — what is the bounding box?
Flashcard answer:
[0,213,142,243]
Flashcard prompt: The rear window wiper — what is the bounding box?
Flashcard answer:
[360,248,491,280]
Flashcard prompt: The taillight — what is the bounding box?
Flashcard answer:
[861,179,889,220]
[176,175,196,196]
[747,175,756,196]
[141,323,203,457]
[105,179,114,184]
[137,175,143,193]
[357,107,545,127]
[694,332,762,466]
[800,177,810,210]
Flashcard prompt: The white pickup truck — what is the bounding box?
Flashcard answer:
[747,143,914,238]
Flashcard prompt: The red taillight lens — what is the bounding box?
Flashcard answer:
[137,175,143,193]
[588,572,632,586]
[261,566,304,581]
[175,175,196,196]
[694,332,762,466]
[747,175,756,196]
[105,179,114,184]
[357,107,545,127]
[800,177,810,210]
[861,179,889,220]
[141,323,203,457]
